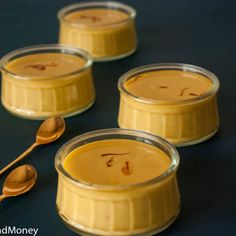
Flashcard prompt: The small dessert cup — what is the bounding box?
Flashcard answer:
[0,44,95,119]
[118,63,220,146]
[55,128,180,235]
[58,1,137,61]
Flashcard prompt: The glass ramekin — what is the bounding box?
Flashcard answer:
[0,44,95,120]
[118,63,220,146]
[58,1,137,61]
[55,128,180,235]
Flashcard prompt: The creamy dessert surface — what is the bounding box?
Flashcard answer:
[65,8,129,26]
[6,53,86,77]
[124,70,212,101]
[63,139,171,185]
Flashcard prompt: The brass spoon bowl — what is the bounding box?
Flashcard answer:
[0,116,65,175]
[0,165,37,202]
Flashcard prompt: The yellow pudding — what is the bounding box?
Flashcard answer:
[65,9,129,26]
[6,53,85,77]
[125,70,212,101]
[118,64,220,146]
[64,139,171,185]
[55,129,180,235]
[0,45,95,119]
[58,2,137,61]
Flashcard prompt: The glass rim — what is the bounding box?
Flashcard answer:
[0,44,93,81]
[55,128,179,191]
[118,63,220,105]
[58,1,136,28]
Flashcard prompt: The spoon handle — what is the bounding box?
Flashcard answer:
[0,142,39,176]
[0,194,6,202]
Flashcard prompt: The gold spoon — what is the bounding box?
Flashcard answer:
[0,116,65,175]
[0,165,37,202]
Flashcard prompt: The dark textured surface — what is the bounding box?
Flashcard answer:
[0,0,235,235]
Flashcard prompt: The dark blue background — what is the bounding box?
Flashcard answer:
[0,0,235,235]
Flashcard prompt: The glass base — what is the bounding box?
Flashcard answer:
[118,121,219,147]
[173,127,219,147]
[93,48,137,62]
[56,204,180,236]
[1,99,95,120]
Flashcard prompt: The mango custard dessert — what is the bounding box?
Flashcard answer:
[55,129,180,235]
[0,45,95,119]
[58,2,137,61]
[118,64,220,146]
